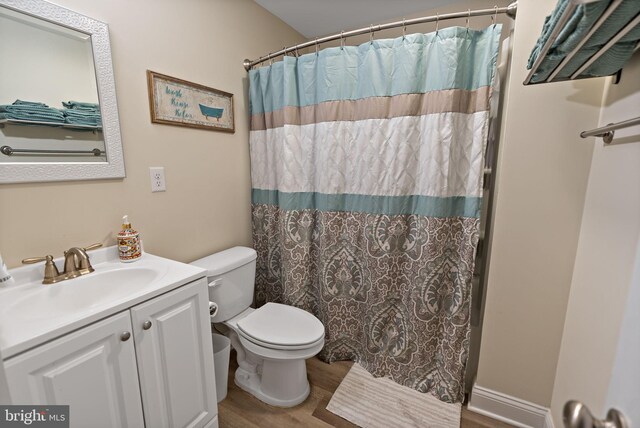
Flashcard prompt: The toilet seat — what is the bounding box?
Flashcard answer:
[238,330,325,351]
[224,307,325,361]
[235,332,324,361]
[236,303,325,350]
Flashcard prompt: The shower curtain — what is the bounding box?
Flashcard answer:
[248,25,501,403]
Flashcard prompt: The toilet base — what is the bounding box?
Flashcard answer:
[223,319,324,408]
[234,358,310,407]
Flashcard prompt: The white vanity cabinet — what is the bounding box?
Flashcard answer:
[131,278,218,428]
[3,278,218,428]
[4,311,145,427]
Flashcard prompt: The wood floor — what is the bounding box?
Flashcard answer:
[218,352,514,428]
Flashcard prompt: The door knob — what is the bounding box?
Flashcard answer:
[142,320,152,330]
[120,331,131,341]
[563,400,628,428]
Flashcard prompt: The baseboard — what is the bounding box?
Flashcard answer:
[544,411,555,428]
[468,384,554,428]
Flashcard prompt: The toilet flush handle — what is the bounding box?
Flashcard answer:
[208,278,223,289]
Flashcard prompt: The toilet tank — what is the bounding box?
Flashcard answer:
[190,247,257,323]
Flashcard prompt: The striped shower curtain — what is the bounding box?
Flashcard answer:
[248,25,501,403]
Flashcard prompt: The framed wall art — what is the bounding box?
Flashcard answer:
[147,70,234,133]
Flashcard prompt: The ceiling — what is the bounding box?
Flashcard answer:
[254,0,466,38]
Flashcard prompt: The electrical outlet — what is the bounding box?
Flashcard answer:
[149,167,166,192]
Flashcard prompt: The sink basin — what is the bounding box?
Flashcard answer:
[0,247,207,359]
[6,267,161,321]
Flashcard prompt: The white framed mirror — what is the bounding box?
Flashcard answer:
[0,0,124,183]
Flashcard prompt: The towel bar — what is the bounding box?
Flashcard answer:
[524,0,640,85]
[580,117,640,144]
[1,145,105,156]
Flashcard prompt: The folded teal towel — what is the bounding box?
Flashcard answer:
[62,106,101,127]
[64,109,100,118]
[527,0,640,83]
[13,100,49,107]
[0,112,65,124]
[0,100,65,120]
[0,105,65,122]
[62,101,99,111]
[1,105,62,114]
[0,100,97,125]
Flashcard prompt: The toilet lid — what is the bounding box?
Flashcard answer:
[237,303,324,347]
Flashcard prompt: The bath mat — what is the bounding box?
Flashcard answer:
[326,363,461,428]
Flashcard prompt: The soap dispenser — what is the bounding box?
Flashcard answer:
[0,252,15,287]
[118,215,142,262]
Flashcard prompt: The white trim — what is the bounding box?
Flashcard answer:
[544,410,555,428]
[468,384,554,428]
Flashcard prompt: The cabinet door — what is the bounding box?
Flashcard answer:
[131,278,217,428]
[4,311,144,428]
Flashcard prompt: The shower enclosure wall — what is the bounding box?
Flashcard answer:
[465,30,514,397]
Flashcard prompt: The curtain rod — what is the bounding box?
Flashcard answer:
[243,1,517,71]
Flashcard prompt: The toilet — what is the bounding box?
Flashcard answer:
[191,247,325,407]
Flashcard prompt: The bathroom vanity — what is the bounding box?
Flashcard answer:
[0,248,218,428]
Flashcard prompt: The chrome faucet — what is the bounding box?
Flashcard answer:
[22,243,102,284]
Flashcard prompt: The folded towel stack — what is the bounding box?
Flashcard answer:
[62,101,102,127]
[527,0,640,83]
[0,100,66,124]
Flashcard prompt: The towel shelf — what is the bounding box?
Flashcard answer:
[1,145,105,157]
[524,0,640,85]
[0,118,102,133]
[580,116,640,144]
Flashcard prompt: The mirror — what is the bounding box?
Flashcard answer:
[0,0,124,183]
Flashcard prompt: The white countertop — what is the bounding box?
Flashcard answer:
[0,247,207,359]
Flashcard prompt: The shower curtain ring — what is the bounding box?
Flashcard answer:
[370,25,374,44]
[315,38,319,55]
[269,54,273,65]
[493,5,498,27]
[340,31,345,50]
[283,46,287,58]
[402,18,406,39]
[466,9,470,31]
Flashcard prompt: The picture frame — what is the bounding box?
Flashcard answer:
[146,70,235,133]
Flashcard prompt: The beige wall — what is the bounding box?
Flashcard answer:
[0,0,305,267]
[475,0,605,406]
[550,53,640,426]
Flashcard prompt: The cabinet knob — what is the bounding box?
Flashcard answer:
[120,331,131,341]
[142,320,153,330]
